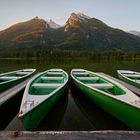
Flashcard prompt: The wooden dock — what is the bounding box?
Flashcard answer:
[98,73,140,96]
[0,131,140,140]
[0,79,30,107]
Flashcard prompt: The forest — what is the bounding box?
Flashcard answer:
[0,49,140,61]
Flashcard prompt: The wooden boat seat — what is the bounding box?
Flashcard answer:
[32,83,63,88]
[73,72,89,75]
[41,77,63,80]
[48,69,63,72]
[47,72,63,75]
[135,80,140,83]
[72,69,85,72]
[0,76,20,80]
[87,83,114,89]
[123,74,140,78]
[77,77,99,81]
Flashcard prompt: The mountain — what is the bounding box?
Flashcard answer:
[62,13,140,51]
[48,19,61,29]
[128,31,140,37]
[0,17,46,48]
[0,13,140,52]
[64,13,90,31]
[0,17,61,50]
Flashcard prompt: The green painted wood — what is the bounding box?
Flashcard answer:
[71,69,140,131]
[0,69,35,93]
[19,69,68,130]
[20,87,65,130]
[118,73,140,89]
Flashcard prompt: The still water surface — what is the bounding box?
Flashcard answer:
[0,59,140,76]
[0,59,139,130]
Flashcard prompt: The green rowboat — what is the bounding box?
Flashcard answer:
[18,69,68,130]
[0,69,36,93]
[117,70,140,89]
[71,69,140,130]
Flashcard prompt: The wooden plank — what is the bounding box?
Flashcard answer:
[48,69,63,72]
[72,69,85,72]
[41,77,63,80]
[32,83,63,88]
[0,76,19,80]
[47,72,63,75]
[135,80,140,83]
[123,74,140,78]
[73,72,89,75]
[0,131,140,140]
[77,77,99,81]
[87,83,114,89]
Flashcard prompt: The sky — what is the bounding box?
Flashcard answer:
[0,0,140,31]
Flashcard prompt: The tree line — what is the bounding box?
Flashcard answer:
[0,49,140,61]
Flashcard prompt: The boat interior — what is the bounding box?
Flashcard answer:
[0,70,33,83]
[29,70,66,95]
[121,72,140,82]
[73,70,125,96]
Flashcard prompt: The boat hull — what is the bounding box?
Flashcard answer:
[0,74,32,93]
[73,80,140,131]
[118,73,140,89]
[20,85,66,130]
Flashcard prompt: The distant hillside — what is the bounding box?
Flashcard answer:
[0,13,140,52]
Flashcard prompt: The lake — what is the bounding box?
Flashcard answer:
[0,58,140,76]
[0,59,140,131]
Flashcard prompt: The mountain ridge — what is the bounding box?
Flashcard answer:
[0,13,140,52]
[128,31,140,37]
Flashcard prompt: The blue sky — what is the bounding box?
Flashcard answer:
[0,0,140,31]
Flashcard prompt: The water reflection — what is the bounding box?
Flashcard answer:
[0,89,23,130]
[0,59,140,78]
[3,78,135,131]
[5,91,68,131]
[71,81,131,130]
[59,89,94,130]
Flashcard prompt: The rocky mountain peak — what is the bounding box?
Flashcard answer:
[64,12,90,31]
[30,17,60,29]
[70,12,90,21]
[0,12,140,52]
[48,19,61,29]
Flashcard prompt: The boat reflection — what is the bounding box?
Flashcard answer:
[0,89,23,130]
[71,81,130,130]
